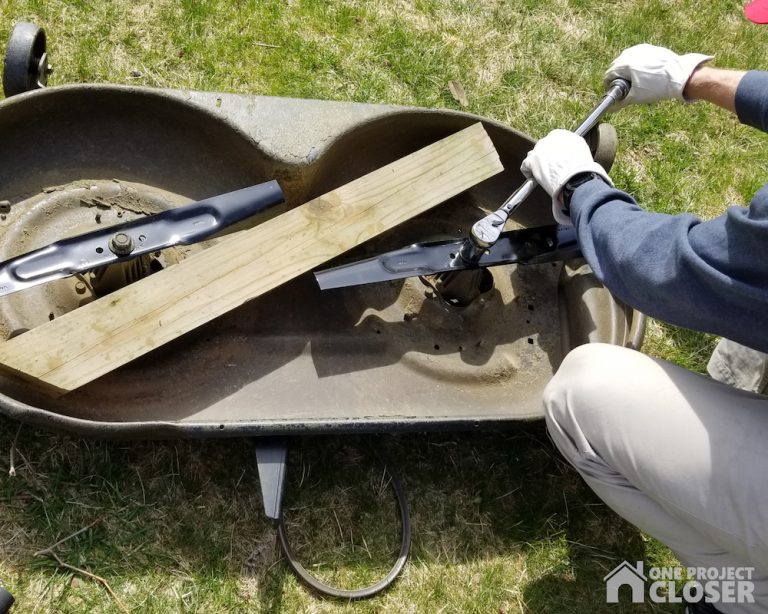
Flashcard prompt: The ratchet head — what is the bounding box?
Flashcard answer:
[463,209,508,263]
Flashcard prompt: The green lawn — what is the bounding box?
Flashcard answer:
[1,0,767,611]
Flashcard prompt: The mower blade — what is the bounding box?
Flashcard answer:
[315,225,580,290]
[0,180,284,298]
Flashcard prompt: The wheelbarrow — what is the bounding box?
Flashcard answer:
[0,22,644,602]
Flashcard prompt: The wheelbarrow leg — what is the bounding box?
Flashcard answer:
[254,437,288,521]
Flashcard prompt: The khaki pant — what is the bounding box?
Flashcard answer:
[544,343,768,613]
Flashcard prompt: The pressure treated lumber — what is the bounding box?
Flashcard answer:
[0,123,503,393]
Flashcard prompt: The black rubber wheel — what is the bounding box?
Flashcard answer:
[586,122,619,172]
[0,586,15,613]
[3,21,49,98]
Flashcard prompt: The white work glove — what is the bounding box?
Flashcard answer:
[604,43,713,108]
[520,129,613,226]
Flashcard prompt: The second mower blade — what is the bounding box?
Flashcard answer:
[315,225,580,290]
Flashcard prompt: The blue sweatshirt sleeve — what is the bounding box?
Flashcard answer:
[568,71,768,353]
[735,70,768,131]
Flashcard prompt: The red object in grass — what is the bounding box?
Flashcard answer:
[745,0,768,23]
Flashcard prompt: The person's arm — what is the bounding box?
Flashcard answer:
[605,44,768,131]
[566,63,768,352]
[521,130,768,355]
[521,46,768,353]
[568,179,768,354]
[683,66,746,112]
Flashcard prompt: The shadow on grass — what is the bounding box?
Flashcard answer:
[0,419,681,612]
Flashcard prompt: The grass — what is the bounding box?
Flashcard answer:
[1,0,766,611]
[1,430,681,613]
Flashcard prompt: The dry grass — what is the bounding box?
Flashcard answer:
[1,430,672,613]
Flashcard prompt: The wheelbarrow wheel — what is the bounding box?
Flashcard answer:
[0,586,15,613]
[3,21,51,98]
[586,122,619,172]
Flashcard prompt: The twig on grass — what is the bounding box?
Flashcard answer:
[254,41,281,48]
[34,518,103,556]
[34,518,128,613]
[43,550,129,614]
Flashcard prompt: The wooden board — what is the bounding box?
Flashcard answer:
[0,123,503,394]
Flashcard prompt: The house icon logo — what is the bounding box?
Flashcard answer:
[604,561,647,603]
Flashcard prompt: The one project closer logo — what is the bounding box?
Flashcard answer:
[604,561,755,605]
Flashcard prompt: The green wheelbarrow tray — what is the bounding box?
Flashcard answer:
[0,84,644,440]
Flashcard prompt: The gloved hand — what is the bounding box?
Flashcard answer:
[520,129,613,225]
[604,43,713,108]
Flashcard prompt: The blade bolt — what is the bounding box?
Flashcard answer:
[109,233,135,256]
